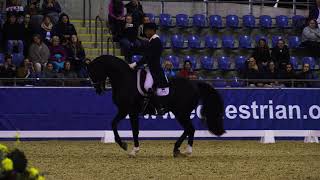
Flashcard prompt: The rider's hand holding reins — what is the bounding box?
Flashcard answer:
[129,62,137,69]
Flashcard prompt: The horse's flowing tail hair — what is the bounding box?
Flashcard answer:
[197,82,225,136]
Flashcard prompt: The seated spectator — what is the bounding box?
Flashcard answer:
[137,14,150,49]
[25,0,43,32]
[301,19,320,58]
[3,14,24,54]
[298,63,317,87]
[0,54,16,85]
[49,36,67,71]
[39,15,55,45]
[281,63,297,87]
[252,38,271,69]
[62,61,79,86]
[162,60,176,78]
[263,61,282,87]
[16,58,35,86]
[54,13,77,43]
[78,58,91,86]
[244,57,263,87]
[42,0,61,24]
[125,0,144,27]
[271,39,290,71]
[42,62,61,86]
[178,60,197,80]
[119,14,140,62]
[108,0,125,41]
[28,34,50,72]
[66,34,85,73]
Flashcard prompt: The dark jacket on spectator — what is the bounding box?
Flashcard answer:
[42,0,62,15]
[298,70,317,87]
[66,43,86,62]
[308,6,320,21]
[252,47,271,65]
[0,64,16,78]
[120,25,138,42]
[125,1,144,26]
[280,70,297,87]
[54,13,77,39]
[271,45,290,67]
[3,21,25,40]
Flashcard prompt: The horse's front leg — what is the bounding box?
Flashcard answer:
[112,112,128,151]
[129,113,140,157]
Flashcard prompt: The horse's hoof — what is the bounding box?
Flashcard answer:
[128,147,140,158]
[120,142,128,151]
[173,150,187,158]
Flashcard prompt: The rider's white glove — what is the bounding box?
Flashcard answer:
[129,62,137,69]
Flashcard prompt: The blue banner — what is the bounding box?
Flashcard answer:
[0,88,319,131]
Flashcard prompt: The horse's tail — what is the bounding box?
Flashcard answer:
[197,82,225,136]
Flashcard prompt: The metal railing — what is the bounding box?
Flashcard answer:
[0,78,319,88]
[82,0,92,30]
[95,15,104,56]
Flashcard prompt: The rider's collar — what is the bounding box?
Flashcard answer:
[149,34,159,42]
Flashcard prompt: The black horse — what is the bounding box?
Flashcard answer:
[88,55,225,157]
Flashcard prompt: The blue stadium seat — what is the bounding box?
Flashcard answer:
[243,15,256,28]
[205,35,219,49]
[193,14,207,28]
[166,55,180,69]
[226,15,239,28]
[184,55,197,69]
[218,56,231,70]
[288,36,301,49]
[209,15,223,29]
[290,56,299,70]
[159,35,171,49]
[171,34,187,49]
[239,35,252,49]
[222,35,235,49]
[235,56,247,70]
[12,53,24,67]
[302,57,316,69]
[0,53,4,64]
[272,35,283,48]
[145,13,155,23]
[255,35,269,45]
[132,55,143,63]
[176,14,190,28]
[188,35,203,49]
[259,15,272,28]
[159,13,174,27]
[276,15,289,28]
[213,77,227,87]
[200,56,214,70]
[292,15,306,29]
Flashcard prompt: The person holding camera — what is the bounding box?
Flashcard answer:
[16,58,35,79]
[119,14,140,63]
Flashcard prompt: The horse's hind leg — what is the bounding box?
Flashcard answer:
[173,114,194,157]
[112,111,128,151]
[129,113,140,157]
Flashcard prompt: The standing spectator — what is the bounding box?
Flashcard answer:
[271,39,290,71]
[119,14,140,62]
[281,63,297,87]
[308,0,320,24]
[178,60,197,80]
[39,15,55,45]
[162,60,176,78]
[65,34,86,73]
[54,13,77,43]
[252,38,271,69]
[2,14,24,54]
[301,19,320,58]
[28,34,50,72]
[49,36,67,71]
[25,0,43,32]
[42,0,61,24]
[108,0,125,41]
[125,0,144,27]
[0,54,16,85]
[298,63,317,87]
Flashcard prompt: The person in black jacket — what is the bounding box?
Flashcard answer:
[252,38,271,70]
[271,39,290,71]
[42,0,62,24]
[2,14,25,54]
[53,13,77,44]
[125,0,144,27]
[129,22,168,115]
[308,0,320,23]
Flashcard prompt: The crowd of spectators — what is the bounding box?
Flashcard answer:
[0,0,89,86]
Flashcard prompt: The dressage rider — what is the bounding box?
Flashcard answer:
[129,22,168,115]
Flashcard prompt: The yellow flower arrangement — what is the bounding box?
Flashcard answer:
[0,144,8,153]
[28,167,40,178]
[1,158,13,171]
[37,175,46,180]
